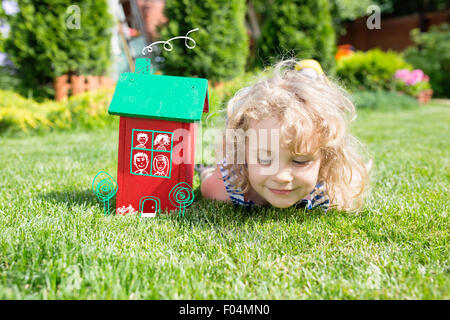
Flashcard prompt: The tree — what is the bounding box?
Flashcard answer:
[254,0,336,73]
[329,0,373,35]
[375,0,449,17]
[158,0,249,83]
[4,0,113,100]
[404,24,450,97]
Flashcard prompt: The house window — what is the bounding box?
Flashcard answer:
[130,129,173,179]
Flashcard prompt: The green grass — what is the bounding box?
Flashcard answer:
[0,104,448,299]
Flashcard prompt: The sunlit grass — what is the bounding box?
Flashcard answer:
[0,104,448,299]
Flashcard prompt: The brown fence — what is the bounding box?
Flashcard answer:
[338,10,450,51]
[54,74,115,101]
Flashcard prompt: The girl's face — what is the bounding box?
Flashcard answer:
[246,118,321,208]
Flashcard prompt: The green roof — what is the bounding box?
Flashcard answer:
[108,61,208,122]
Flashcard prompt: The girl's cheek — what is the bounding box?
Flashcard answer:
[293,161,320,178]
[247,165,265,183]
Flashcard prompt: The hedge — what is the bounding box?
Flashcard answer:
[3,0,113,100]
[0,89,116,135]
[336,49,412,92]
[158,0,249,83]
[255,0,336,72]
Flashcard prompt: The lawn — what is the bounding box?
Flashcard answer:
[0,103,448,299]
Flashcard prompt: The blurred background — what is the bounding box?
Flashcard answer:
[0,0,448,134]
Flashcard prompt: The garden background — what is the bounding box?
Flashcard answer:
[0,0,448,299]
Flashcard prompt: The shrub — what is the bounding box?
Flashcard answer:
[255,0,336,73]
[0,89,115,134]
[3,0,114,101]
[208,70,262,111]
[0,90,50,133]
[394,69,431,97]
[329,0,373,35]
[336,49,412,92]
[0,64,21,92]
[159,0,249,83]
[47,89,117,130]
[351,90,419,111]
[403,23,450,97]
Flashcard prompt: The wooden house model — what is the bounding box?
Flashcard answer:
[108,58,208,216]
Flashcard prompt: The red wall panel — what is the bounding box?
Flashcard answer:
[116,116,197,215]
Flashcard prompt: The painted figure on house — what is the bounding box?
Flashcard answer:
[133,152,150,174]
[154,133,171,150]
[136,132,149,148]
[153,154,169,176]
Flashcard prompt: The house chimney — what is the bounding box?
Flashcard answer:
[135,58,152,74]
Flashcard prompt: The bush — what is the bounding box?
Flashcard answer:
[393,69,431,97]
[0,89,115,135]
[47,89,117,130]
[159,0,249,83]
[0,90,50,133]
[208,70,263,111]
[329,0,373,35]
[403,23,450,98]
[4,0,114,101]
[0,64,21,91]
[256,0,336,73]
[351,90,419,111]
[336,49,412,92]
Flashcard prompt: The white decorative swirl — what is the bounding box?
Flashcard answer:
[142,28,199,55]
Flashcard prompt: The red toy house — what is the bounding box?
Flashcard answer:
[108,58,209,217]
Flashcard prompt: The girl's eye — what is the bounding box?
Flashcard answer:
[293,160,310,166]
[258,158,272,166]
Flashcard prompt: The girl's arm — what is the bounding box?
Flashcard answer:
[200,167,232,202]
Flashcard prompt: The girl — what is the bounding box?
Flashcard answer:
[200,59,370,212]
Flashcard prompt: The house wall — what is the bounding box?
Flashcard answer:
[116,116,197,215]
[338,10,450,51]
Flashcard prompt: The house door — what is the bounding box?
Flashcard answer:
[139,196,161,217]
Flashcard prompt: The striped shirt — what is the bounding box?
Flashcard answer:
[219,159,330,211]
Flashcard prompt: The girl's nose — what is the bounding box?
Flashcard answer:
[273,167,293,183]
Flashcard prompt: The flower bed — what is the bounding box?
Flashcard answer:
[394,69,433,103]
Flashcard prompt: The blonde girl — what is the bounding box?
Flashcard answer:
[200,59,370,212]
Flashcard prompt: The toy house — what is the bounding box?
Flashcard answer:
[108,58,208,216]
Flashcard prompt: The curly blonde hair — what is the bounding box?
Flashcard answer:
[221,59,369,211]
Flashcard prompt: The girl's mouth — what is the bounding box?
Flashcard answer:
[268,188,293,195]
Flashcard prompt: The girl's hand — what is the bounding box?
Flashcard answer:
[200,166,231,202]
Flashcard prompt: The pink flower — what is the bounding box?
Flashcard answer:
[394,69,429,86]
[394,69,411,82]
[407,69,425,85]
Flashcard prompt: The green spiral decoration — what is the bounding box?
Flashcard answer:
[169,182,194,217]
[92,171,118,216]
